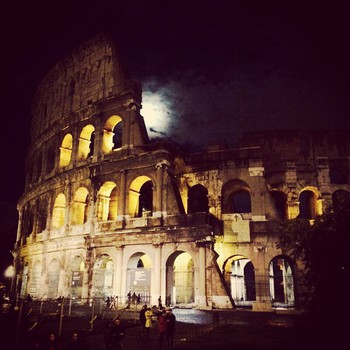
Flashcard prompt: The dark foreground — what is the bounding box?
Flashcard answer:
[0,308,344,350]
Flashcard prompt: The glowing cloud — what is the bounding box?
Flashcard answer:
[141,91,171,137]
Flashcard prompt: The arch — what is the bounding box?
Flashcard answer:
[46,143,56,173]
[223,255,256,306]
[28,261,41,299]
[269,256,295,307]
[102,115,123,154]
[126,252,152,304]
[222,179,251,214]
[59,133,73,167]
[37,198,48,233]
[270,190,287,220]
[52,193,66,229]
[71,187,89,225]
[129,176,153,217]
[166,251,194,305]
[187,184,208,213]
[47,259,60,299]
[97,181,118,221]
[78,124,95,160]
[70,256,85,298]
[299,188,321,219]
[93,254,113,297]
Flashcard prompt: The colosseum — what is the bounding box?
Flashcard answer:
[12,33,350,312]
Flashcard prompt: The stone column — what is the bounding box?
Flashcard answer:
[197,244,207,306]
[114,246,124,297]
[152,244,162,305]
[252,245,272,312]
[118,170,127,219]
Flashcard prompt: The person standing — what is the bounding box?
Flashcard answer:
[66,332,82,350]
[109,318,126,350]
[157,309,167,350]
[139,304,147,331]
[40,332,59,350]
[144,307,153,340]
[165,308,176,348]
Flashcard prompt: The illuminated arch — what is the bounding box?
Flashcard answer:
[47,258,60,299]
[93,254,113,297]
[28,261,41,299]
[70,256,85,298]
[97,181,118,221]
[166,251,194,305]
[102,115,123,154]
[78,124,95,160]
[71,187,89,225]
[59,133,73,167]
[269,256,295,307]
[129,176,153,217]
[52,193,66,229]
[299,187,322,219]
[126,252,152,304]
[222,179,251,214]
[223,255,256,306]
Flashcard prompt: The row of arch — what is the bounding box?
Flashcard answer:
[28,115,124,184]
[23,251,295,307]
[21,175,348,238]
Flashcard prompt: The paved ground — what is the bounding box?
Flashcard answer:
[2,306,342,349]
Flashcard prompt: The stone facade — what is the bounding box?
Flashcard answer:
[12,33,350,311]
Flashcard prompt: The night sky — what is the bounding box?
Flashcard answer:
[1,0,349,277]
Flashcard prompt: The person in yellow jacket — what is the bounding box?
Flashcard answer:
[144,307,153,340]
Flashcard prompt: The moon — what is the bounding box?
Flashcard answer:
[141,91,171,137]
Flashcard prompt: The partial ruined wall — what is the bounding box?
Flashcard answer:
[30,33,126,141]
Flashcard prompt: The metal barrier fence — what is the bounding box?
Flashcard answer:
[9,297,235,349]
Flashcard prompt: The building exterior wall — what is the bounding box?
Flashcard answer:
[12,34,350,311]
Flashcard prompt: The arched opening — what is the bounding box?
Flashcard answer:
[112,121,123,150]
[28,262,41,299]
[270,190,287,220]
[187,184,208,213]
[166,252,194,305]
[52,193,66,229]
[71,187,89,225]
[97,182,118,221]
[299,190,317,219]
[126,253,152,304]
[78,124,95,160]
[223,256,256,306]
[222,180,251,214]
[102,115,123,154]
[59,134,73,167]
[269,257,295,307]
[129,176,153,218]
[47,259,60,299]
[46,144,56,173]
[37,199,48,233]
[70,256,84,299]
[93,255,113,297]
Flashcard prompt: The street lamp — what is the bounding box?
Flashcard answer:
[4,265,14,297]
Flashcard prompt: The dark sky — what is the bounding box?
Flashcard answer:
[1,0,350,274]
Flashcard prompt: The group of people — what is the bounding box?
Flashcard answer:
[34,331,90,350]
[139,305,176,349]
